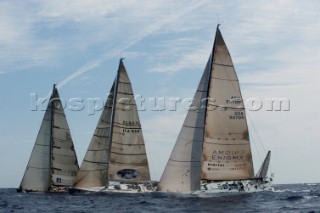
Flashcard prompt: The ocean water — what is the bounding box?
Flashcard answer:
[1,184,320,212]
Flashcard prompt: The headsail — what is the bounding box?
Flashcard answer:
[201,27,254,181]
[19,85,79,192]
[157,56,212,192]
[73,84,114,188]
[107,59,151,182]
[19,100,52,192]
[255,151,271,179]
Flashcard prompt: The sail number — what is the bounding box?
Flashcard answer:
[122,120,141,134]
[229,111,244,120]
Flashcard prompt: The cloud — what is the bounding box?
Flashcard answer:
[148,43,210,74]
[56,0,210,88]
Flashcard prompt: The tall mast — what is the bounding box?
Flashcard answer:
[49,84,55,190]
[200,25,220,181]
[203,24,220,120]
[106,58,122,184]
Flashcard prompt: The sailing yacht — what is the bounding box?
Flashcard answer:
[71,59,154,193]
[17,85,79,193]
[157,25,273,194]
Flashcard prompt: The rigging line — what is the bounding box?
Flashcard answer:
[249,127,262,164]
[247,112,266,152]
[246,111,266,164]
[148,152,158,181]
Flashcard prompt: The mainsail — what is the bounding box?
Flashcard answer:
[19,85,79,192]
[158,26,255,193]
[74,59,150,189]
[201,27,254,181]
[107,60,151,182]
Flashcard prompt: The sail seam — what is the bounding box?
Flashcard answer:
[203,142,250,145]
[83,160,109,164]
[110,151,146,156]
[117,91,133,95]
[113,125,141,129]
[208,104,244,109]
[28,166,50,169]
[93,134,110,139]
[111,142,145,146]
[116,103,137,106]
[52,138,73,143]
[79,168,108,171]
[118,81,131,85]
[107,162,148,165]
[51,153,77,157]
[35,144,50,146]
[177,137,203,143]
[182,125,204,129]
[213,62,234,67]
[87,148,110,151]
[211,76,238,81]
[96,126,111,129]
[52,126,69,130]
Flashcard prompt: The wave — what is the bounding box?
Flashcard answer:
[273,189,312,193]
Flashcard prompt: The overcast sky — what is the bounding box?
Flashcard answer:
[0,0,319,187]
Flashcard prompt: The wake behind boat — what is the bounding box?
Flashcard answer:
[157,25,273,195]
[70,59,154,194]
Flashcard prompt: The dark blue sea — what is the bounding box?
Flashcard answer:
[1,184,320,212]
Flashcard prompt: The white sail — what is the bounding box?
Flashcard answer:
[51,87,79,186]
[256,151,271,179]
[201,27,254,181]
[73,84,114,188]
[74,59,151,189]
[19,103,52,192]
[157,57,212,192]
[108,60,151,182]
[158,26,257,193]
[19,85,79,192]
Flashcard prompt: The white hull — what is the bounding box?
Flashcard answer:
[70,183,155,194]
[193,176,274,195]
